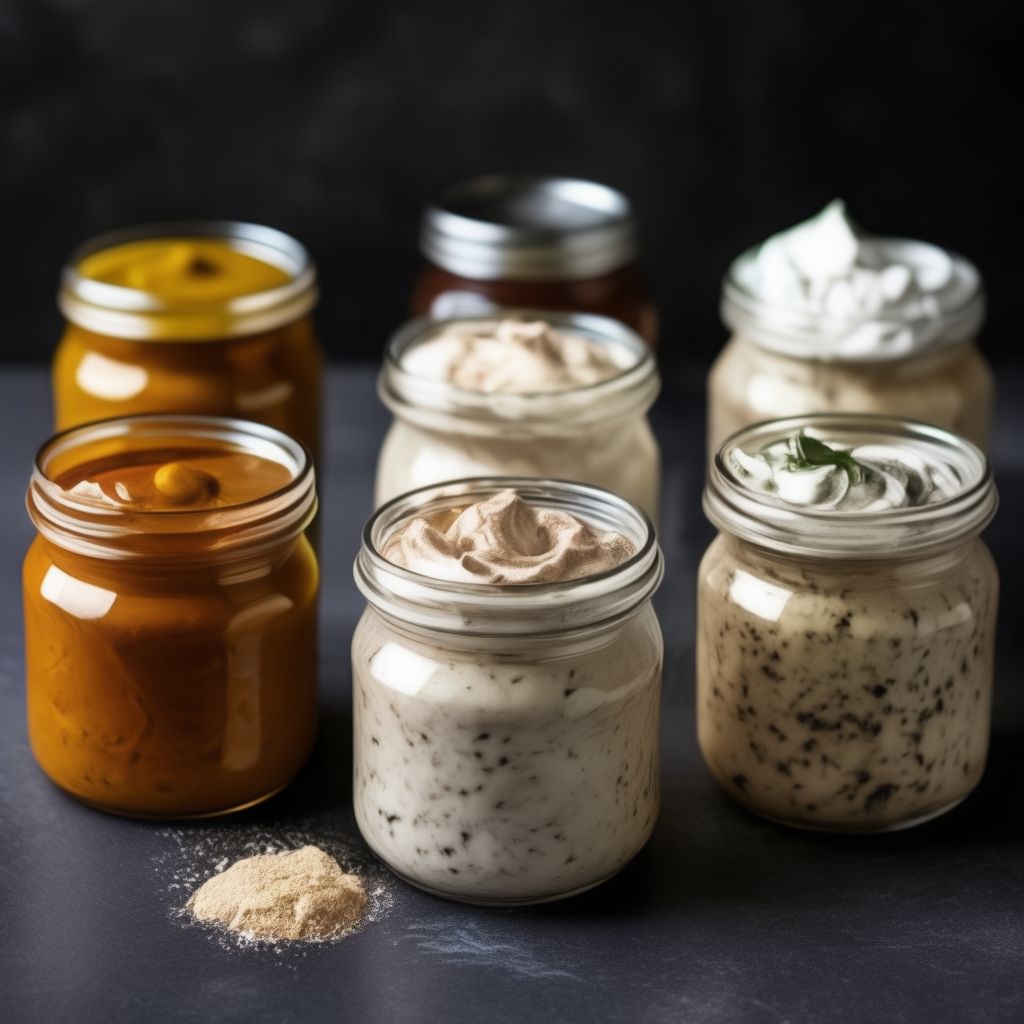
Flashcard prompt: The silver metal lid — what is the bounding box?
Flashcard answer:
[420,175,639,282]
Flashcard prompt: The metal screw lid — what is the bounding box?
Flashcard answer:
[420,175,639,282]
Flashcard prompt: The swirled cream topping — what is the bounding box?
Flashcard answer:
[400,319,630,393]
[733,200,980,357]
[382,489,634,584]
[728,432,963,511]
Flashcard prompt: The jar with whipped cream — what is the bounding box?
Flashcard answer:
[375,313,661,520]
[352,478,664,904]
[54,221,323,461]
[710,201,992,456]
[697,414,998,832]
[412,175,658,344]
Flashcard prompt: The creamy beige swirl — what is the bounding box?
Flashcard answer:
[382,489,634,584]
[400,319,628,393]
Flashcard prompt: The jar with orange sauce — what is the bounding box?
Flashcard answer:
[23,414,319,817]
[53,221,323,461]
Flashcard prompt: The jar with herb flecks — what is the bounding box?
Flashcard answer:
[352,478,664,903]
[697,414,998,832]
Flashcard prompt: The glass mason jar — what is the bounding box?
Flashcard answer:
[375,312,661,520]
[697,415,999,832]
[709,240,991,457]
[53,221,323,462]
[352,478,664,904]
[24,414,319,818]
[411,175,658,345]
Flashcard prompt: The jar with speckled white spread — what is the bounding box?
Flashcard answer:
[352,477,663,904]
[697,414,999,832]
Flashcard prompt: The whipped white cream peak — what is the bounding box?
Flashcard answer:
[732,200,981,358]
[728,431,963,512]
[382,489,635,584]
[400,319,630,393]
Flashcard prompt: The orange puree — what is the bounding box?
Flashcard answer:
[54,224,323,466]
[24,418,318,818]
[77,238,291,303]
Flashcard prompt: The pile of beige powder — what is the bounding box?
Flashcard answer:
[187,845,367,942]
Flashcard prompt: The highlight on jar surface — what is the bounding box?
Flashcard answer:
[23,414,319,818]
[53,221,323,461]
[697,414,999,832]
[411,174,658,344]
[709,200,992,456]
[352,478,664,904]
[374,313,661,520]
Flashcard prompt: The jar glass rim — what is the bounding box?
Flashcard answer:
[355,477,662,636]
[379,311,659,437]
[29,413,317,561]
[704,414,997,559]
[58,221,319,340]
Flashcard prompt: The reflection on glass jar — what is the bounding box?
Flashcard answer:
[24,414,319,818]
[374,312,661,520]
[697,415,999,832]
[53,221,323,462]
[352,478,664,904]
[709,201,992,457]
[411,175,658,344]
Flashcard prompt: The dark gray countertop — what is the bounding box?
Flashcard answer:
[1,366,1022,1024]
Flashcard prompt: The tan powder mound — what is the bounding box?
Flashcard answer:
[187,845,367,941]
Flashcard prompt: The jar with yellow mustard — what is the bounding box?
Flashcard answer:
[53,222,322,461]
[24,414,319,818]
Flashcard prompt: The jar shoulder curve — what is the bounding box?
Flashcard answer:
[699,533,998,605]
[707,335,994,455]
[374,417,660,520]
[53,320,323,456]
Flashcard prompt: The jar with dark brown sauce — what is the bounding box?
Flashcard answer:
[23,414,319,818]
[411,175,658,344]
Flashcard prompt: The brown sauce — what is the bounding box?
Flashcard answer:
[24,437,318,818]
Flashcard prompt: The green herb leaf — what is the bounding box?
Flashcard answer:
[786,432,864,485]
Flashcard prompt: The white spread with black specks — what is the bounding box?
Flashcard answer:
[352,608,662,902]
[697,536,998,831]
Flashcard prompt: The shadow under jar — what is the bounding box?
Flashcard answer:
[53,221,323,463]
[697,415,999,832]
[374,312,661,520]
[709,203,991,458]
[411,175,658,344]
[24,414,319,818]
[352,478,664,904]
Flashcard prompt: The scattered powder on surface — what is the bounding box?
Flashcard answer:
[187,845,367,942]
[401,318,628,392]
[383,489,634,584]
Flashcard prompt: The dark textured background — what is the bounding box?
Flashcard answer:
[0,0,1019,365]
